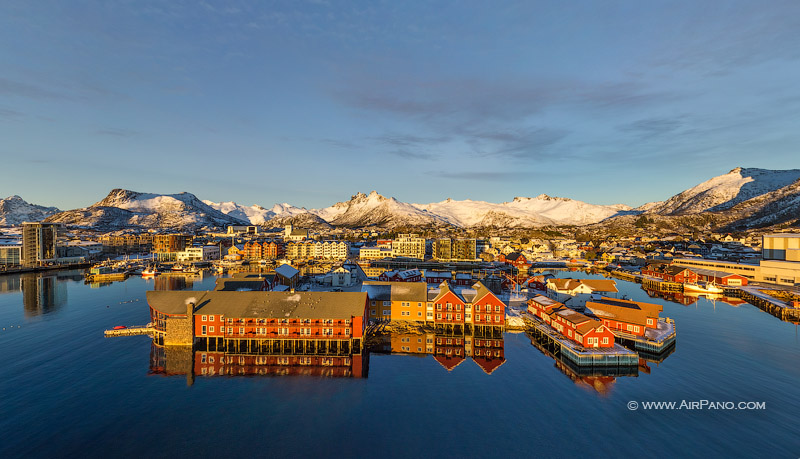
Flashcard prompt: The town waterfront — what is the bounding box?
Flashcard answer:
[1,270,799,457]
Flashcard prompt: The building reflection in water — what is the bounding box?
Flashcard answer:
[21,274,67,317]
[149,343,369,383]
[153,275,194,291]
[646,289,748,309]
[526,331,675,395]
[381,331,506,375]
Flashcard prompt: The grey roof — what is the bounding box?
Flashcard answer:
[214,278,267,291]
[148,290,367,319]
[275,264,300,279]
[361,283,391,301]
[146,290,198,315]
[362,281,427,302]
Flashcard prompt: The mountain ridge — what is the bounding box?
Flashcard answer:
[6,167,800,232]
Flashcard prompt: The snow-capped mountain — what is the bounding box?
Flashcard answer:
[311,191,445,228]
[19,167,800,232]
[413,195,632,227]
[718,177,800,230]
[46,189,247,230]
[647,167,800,216]
[202,200,308,225]
[0,195,60,226]
[207,191,632,229]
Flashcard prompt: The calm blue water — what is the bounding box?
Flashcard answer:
[1,270,798,458]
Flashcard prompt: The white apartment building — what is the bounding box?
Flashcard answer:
[392,233,426,260]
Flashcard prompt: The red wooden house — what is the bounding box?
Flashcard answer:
[583,297,662,338]
[378,269,423,282]
[425,270,452,284]
[692,268,748,286]
[641,264,698,283]
[463,282,505,329]
[527,295,614,348]
[431,282,466,328]
[498,252,531,270]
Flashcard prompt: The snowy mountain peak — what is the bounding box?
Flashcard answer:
[0,195,60,226]
[648,167,800,215]
[46,189,246,230]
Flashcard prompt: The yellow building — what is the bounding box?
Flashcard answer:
[391,332,435,354]
[360,265,387,278]
[361,281,428,322]
[359,246,393,260]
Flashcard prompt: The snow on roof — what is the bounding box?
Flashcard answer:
[275,264,299,278]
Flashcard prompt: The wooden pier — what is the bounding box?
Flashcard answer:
[641,275,683,293]
[104,325,154,337]
[524,315,638,368]
[612,318,676,354]
[608,269,642,284]
[735,287,800,323]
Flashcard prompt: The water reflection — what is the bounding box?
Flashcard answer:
[377,332,506,374]
[153,275,195,291]
[149,343,369,381]
[526,332,637,395]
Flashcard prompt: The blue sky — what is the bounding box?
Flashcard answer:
[2,0,800,210]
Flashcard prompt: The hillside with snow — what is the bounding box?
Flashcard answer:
[647,167,800,215]
[203,200,308,225]
[0,196,60,226]
[311,191,445,228]
[17,167,800,231]
[46,189,246,230]
[413,195,632,227]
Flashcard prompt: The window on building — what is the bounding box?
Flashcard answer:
[201,325,207,335]
[201,315,207,322]
[209,326,214,333]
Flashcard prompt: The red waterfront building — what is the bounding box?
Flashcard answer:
[527,295,615,348]
[378,269,423,282]
[430,282,466,331]
[641,264,698,283]
[146,290,368,354]
[498,252,531,270]
[583,297,663,338]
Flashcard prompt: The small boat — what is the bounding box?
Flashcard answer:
[113,325,127,330]
[171,264,185,272]
[141,266,159,277]
[185,267,201,275]
[684,281,724,294]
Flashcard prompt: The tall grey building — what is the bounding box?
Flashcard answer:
[22,222,61,266]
